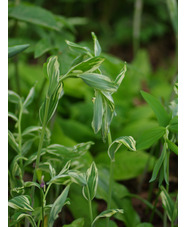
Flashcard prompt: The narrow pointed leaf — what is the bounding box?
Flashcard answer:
[108,136,136,161]
[141,91,171,127]
[166,139,178,155]
[8,90,21,104]
[22,126,42,136]
[149,143,167,183]
[91,209,123,227]
[92,90,103,133]
[114,62,127,89]
[82,162,98,201]
[23,86,35,109]
[48,185,70,227]
[8,44,30,58]
[65,40,91,55]
[8,130,19,153]
[8,195,34,212]
[8,112,18,122]
[91,32,101,56]
[16,213,36,227]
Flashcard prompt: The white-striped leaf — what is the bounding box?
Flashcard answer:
[23,86,35,109]
[82,162,98,201]
[91,209,123,227]
[17,213,36,227]
[48,185,70,227]
[91,32,101,57]
[108,136,136,161]
[92,90,103,133]
[8,130,19,153]
[8,195,34,212]
[8,90,21,104]
[8,112,18,122]
[65,40,91,55]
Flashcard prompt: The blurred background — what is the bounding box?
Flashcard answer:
[8,0,178,226]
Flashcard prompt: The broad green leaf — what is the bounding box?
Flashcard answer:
[8,130,19,153]
[63,218,84,227]
[16,213,36,227]
[149,143,167,183]
[34,38,56,58]
[22,126,42,136]
[47,56,60,97]
[91,32,101,57]
[92,90,103,133]
[48,185,70,227]
[62,57,104,78]
[9,4,59,30]
[91,209,123,227]
[39,83,63,124]
[8,112,18,122]
[108,136,136,161]
[8,195,34,212]
[141,91,171,127]
[8,90,21,104]
[137,126,166,150]
[166,139,178,155]
[66,40,91,55]
[82,162,98,201]
[23,86,35,109]
[8,44,30,58]
[160,186,175,222]
[136,223,153,227]
[78,73,116,92]
[169,116,178,133]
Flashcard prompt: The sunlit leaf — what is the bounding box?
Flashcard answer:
[8,195,34,212]
[8,90,21,104]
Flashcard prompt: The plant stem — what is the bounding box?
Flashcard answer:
[106,130,114,227]
[31,96,50,205]
[86,185,93,224]
[18,101,24,178]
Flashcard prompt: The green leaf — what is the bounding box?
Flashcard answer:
[78,73,116,92]
[92,90,103,133]
[9,4,59,30]
[65,40,91,55]
[67,171,87,186]
[82,162,98,201]
[8,90,21,104]
[23,86,35,109]
[8,195,34,212]
[160,186,175,222]
[141,91,171,127]
[166,139,178,155]
[114,62,127,89]
[34,38,56,58]
[46,56,60,97]
[8,112,18,122]
[169,116,178,133]
[8,130,19,153]
[8,44,30,58]
[149,143,167,183]
[16,213,37,227]
[48,185,70,227]
[39,83,63,124]
[63,218,84,227]
[91,209,123,227]
[91,32,101,57]
[22,126,42,136]
[137,126,166,150]
[63,57,104,78]
[136,223,153,227]
[24,181,41,190]
[108,136,136,161]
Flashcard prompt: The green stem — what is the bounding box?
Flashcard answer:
[18,101,24,178]
[31,96,50,205]
[106,130,113,227]
[149,188,162,222]
[86,185,93,224]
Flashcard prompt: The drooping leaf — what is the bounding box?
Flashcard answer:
[48,185,70,227]
[166,139,178,155]
[23,86,35,109]
[149,143,167,183]
[63,218,84,227]
[160,186,175,222]
[22,126,42,137]
[8,130,19,153]
[8,195,34,212]
[92,90,103,133]
[9,4,59,30]
[91,32,101,57]
[137,126,166,150]
[108,136,136,161]
[62,56,104,78]
[82,162,98,201]
[24,181,41,190]
[8,112,18,122]
[91,209,123,227]
[78,73,116,92]
[16,213,37,227]
[8,44,30,58]
[65,40,91,55]
[141,91,171,127]
[8,90,21,104]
